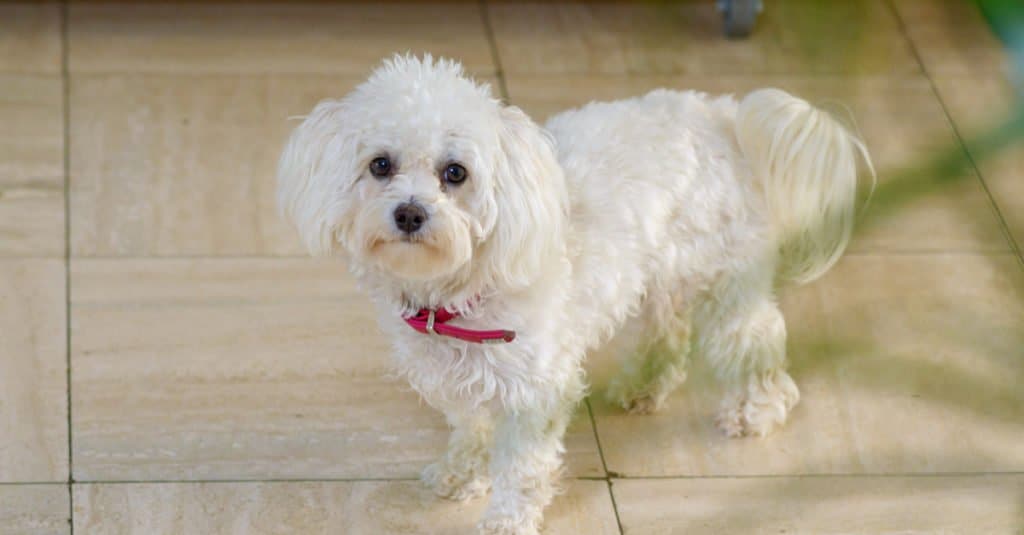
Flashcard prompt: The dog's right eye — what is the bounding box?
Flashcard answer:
[369,157,392,178]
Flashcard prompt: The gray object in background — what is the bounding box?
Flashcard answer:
[718,0,763,38]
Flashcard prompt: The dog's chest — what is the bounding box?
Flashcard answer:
[388,322,556,410]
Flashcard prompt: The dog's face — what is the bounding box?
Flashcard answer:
[278,55,567,294]
[339,133,482,282]
[317,86,498,283]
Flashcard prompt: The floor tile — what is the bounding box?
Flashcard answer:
[73,480,617,535]
[593,253,1024,476]
[70,258,602,481]
[489,0,919,75]
[67,74,362,257]
[0,2,61,74]
[817,253,1024,474]
[0,260,68,483]
[68,73,501,257]
[0,484,70,535]
[892,0,1011,76]
[506,74,1010,253]
[68,3,494,75]
[0,75,64,257]
[932,75,1024,252]
[613,475,1024,535]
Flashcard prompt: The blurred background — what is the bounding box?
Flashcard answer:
[1,1,1022,533]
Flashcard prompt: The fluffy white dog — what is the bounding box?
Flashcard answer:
[277,54,871,534]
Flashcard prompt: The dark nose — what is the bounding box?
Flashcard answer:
[393,202,428,234]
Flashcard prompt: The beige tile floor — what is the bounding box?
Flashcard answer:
[1,1,1022,534]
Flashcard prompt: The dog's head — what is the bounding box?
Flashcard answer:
[277,55,566,298]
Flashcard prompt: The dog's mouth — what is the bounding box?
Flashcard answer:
[399,233,424,244]
[370,233,429,250]
[365,235,463,282]
[367,235,444,263]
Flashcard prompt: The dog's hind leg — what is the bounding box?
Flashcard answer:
[697,268,800,438]
[606,293,692,415]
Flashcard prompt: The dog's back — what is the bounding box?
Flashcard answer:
[545,87,872,437]
[543,89,771,345]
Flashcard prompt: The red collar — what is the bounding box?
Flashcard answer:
[404,308,516,344]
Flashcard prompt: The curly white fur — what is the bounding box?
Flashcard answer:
[277,54,872,534]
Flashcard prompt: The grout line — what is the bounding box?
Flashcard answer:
[606,466,625,533]
[0,481,73,486]
[11,470,1021,487]
[584,399,610,476]
[839,249,1016,256]
[70,477,422,485]
[585,398,625,535]
[60,254,320,260]
[883,0,1024,269]
[71,298,373,309]
[59,1,74,533]
[53,70,499,79]
[478,0,511,102]
[607,471,1024,480]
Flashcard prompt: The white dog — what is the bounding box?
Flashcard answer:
[277,54,871,534]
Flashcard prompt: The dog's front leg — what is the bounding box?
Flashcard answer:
[477,396,576,535]
[422,407,493,502]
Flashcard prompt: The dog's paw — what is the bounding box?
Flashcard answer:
[606,380,666,415]
[715,398,750,438]
[421,461,490,502]
[476,516,540,535]
[625,393,661,415]
[716,399,785,437]
[716,370,800,438]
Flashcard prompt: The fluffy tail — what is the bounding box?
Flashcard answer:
[736,88,874,285]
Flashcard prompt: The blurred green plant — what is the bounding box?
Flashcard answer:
[855,0,1024,260]
[977,0,1024,91]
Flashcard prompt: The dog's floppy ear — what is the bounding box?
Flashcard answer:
[480,105,569,288]
[276,99,357,256]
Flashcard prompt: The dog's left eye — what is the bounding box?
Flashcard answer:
[443,163,468,185]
